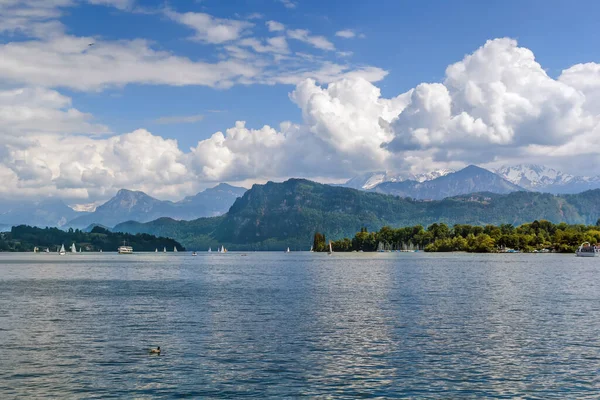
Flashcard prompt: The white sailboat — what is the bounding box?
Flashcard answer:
[286,247,290,253]
[328,241,333,255]
[59,244,66,256]
[220,245,225,253]
[174,247,178,253]
[71,243,77,253]
[155,248,158,253]
[310,245,313,252]
[163,247,166,253]
[208,247,212,253]
[33,247,39,253]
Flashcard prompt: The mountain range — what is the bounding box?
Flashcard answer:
[114,179,600,250]
[0,198,85,229]
[495,164,600,194]
[370,165,524,200]
[3,164,600,232]
[343,164,600,197]
[67,183,246,229]
[0,184,246,230]
[343,168,455,190]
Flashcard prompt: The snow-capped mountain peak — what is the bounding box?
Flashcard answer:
[495,164,600,193]
[495,164,573,188]
[412,168,455,183]
[344,169,455,190]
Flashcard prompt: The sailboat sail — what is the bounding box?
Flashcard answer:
[328,241,333,254]
[208,247,212,252]
[71,243,77,253]
[174,247,178,253]
[163,247,166,253]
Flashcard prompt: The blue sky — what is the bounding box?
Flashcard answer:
[1,0,600,202]
[53,0,600,148]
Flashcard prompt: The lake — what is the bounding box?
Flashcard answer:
[1,252,599,398]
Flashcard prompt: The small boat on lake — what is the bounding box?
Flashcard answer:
[59,244,66,256]
[192,251,197,256]
[174,247,178,253]
[576,242,599,257]
[328,241,333,255]
[71,243,77,253]
[286,247,290,253]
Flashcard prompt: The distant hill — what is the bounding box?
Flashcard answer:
[371,165,525,199]
[67,184,246,229]
[0,198,86,228]
[113,179,600,250]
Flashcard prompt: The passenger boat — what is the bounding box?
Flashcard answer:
[118,241,133,254]
[576,242,599,257]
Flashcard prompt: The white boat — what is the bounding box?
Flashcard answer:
[71,243,77,253]
[310,245,313,252]
[33,247,39,253]
[286,247,290,253]
[208,247,212,253]
[328,241,333,255]
[100,249,103,253]
[59,244,66,256]
[192,251,197,256]
[155,248,158,253]
[576,242,599,257]
[174,247,178,253]
[79,248,82,253]
[45,248,50,253]
[163,247,166,253]
[118,241,133,254]
[220,245,226,253]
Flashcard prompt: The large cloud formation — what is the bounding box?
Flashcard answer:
[2,38,600,203]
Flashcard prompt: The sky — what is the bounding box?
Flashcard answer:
[2,0,600,205]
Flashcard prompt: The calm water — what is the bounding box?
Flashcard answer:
[1,252,599,398]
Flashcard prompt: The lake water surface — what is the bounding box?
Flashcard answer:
[1,252,599,398]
